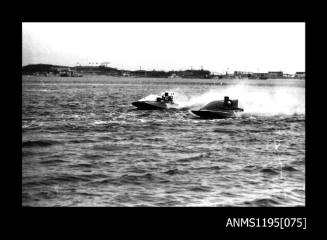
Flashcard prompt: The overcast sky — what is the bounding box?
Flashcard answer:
[22,22,305,73]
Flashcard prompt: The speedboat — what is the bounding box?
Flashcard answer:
[191,96,244,119]
[132,92,178,110]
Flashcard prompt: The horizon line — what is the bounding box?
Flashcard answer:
[22,63,305,74]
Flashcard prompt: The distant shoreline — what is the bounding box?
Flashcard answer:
[22,64,305,80]
[22,75,305,86]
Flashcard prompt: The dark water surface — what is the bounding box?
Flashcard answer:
[22,76,305,206]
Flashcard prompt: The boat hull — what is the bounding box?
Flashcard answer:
[191,110,239,119]
[132,101,177,110]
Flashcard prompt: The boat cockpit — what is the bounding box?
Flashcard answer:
[156,92,174,104]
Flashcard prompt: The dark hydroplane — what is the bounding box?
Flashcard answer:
[132,92,178,110]
[191,96,244,119]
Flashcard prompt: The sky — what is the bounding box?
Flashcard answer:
[22,22,305,74]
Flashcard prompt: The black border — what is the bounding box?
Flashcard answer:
[15,6,317,234]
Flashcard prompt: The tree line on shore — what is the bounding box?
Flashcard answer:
[22,64,305,79]
[22,64,212,78]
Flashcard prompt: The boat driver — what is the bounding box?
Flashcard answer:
[162,92,169,102]
[224,96,233,107]
[167,95,173,103]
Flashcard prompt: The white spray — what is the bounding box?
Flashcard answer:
[139,94,159,101]
[140,81,305,116]
[175,82,305,116]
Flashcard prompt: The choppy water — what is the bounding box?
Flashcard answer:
[22,76,305,207]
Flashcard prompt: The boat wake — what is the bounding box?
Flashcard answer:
[168,83,304,116]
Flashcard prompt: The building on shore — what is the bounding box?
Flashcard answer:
[234,71,253,79]
[295,72,305,79]
[169,73,178,78]
[283,73,294,79]
[57,67,82,77]
[122,72,131,77]
[267,71,283,79]
[249,73,268,80]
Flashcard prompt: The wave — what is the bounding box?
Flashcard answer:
[188,185,212,192]
[44,173,108,184]
[82,153,104,160]
[22,150,35,157]
[260,168,280,175]
[259,165,299,175]
[68,139,97,144]
[73,163,93,168]
[215,120,234,126]
[176,153,210,162]
[282,165,299,172]
[242,164,299,175]
[220,191,238,197]
[89,120,110,126]
[191,165,222,171]
[242,165,258,172]
[22,139,62,148]
[118,173,170,184]
[163,168,188,175]
[213,128,240,134]
[40,159,67,164]
[291,159,305,165]
[243,198,280,206]
[92,144,127,151]
[76,192,103,197]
